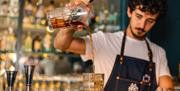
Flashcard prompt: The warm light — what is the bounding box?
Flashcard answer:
[40,20,46,25]
[46,26,54,33]
[76,12,88,16]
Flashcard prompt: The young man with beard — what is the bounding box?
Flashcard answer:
[54,0,174,90]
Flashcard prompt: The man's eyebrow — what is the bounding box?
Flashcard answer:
[135,11,141,15]
[135,11,157,21]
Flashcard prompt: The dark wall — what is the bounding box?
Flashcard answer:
[150,0,180,76]
[119,0,128,30]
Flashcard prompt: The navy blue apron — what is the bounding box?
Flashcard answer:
[104,31,157,91]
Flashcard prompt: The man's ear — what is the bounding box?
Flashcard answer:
[127,7,132,18]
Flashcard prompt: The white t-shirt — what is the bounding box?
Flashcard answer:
[81,31,171,86]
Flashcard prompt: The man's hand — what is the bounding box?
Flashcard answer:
[65,0,93,29]
[157,75,174,91]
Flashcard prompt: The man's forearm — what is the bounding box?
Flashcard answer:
[54,28,76,51]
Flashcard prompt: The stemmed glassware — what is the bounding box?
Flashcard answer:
[6,70,17,91]
[24,64,35,91]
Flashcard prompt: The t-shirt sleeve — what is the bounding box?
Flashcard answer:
[158,49,172,78]
[80,36,92,61]
[80,31,104,62]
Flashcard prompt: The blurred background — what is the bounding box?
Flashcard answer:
[0,0,179,90]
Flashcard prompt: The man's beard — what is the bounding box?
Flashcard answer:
[129,25,147,40]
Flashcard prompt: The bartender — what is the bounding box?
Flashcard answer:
[53,0,174,90]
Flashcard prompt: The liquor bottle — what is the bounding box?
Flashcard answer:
[7,27,16,52]
[1,31,8,51]
[24,32,32,52]
[55,81,61,91]
[24,0,34,16]
[24,0,35,24]
[45,0,55,13]
[0,0,9,16]
[32,35,42,52]
[40,81,47,91]
[42,32,52,52]
[33,82,40,91]
[9,0,19,17]
[35,4,45,26]
[16,81,24,91]
[49,81,55,91]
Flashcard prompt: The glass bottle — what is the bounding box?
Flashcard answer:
[45,0,55,13]
[47,0,94,31]
[35,0,45,26]
[24,32,32,52]
[0,0,9,16]
[9,0,19,17]
[32,35,42,52]
[7,27,16,52]
[16,81,24,91]
[42,32,52,52]
[33,81,40,91]
[1,31,8,51]
[24,0,35,24]
[40,81,47,91]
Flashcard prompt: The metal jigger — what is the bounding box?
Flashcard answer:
[6,71,17,91]
[24,65,35,91]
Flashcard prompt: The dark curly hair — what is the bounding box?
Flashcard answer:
[128,0,168,18]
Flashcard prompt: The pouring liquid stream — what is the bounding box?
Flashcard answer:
[84,25,95,73]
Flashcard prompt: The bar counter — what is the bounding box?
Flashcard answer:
[6,74,83,91]
[2,74,180,91]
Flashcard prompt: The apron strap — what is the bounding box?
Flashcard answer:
[145,39,153,63]
[120,30,127,64]
[145,39,154,72]
[119,30,154,78]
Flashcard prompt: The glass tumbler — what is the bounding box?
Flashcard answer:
[82,73,104,91]
[47,6,89,31]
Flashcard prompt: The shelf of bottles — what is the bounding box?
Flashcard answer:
[0,1,19,90]
[0,0,19,52]
[1,0,121,53]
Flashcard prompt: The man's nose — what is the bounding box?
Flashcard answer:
[139,20,146,29]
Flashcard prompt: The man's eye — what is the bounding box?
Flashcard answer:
[136,14,142,19]
[146,19,154,24]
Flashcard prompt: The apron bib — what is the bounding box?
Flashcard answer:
[104,31,157,91]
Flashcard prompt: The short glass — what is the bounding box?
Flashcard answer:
[47,6,89,31]
[82,73,104,91]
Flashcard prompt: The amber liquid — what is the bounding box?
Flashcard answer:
[50,18,85,29]
[83,73,104,91]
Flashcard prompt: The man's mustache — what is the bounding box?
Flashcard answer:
[135,28,145,32]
